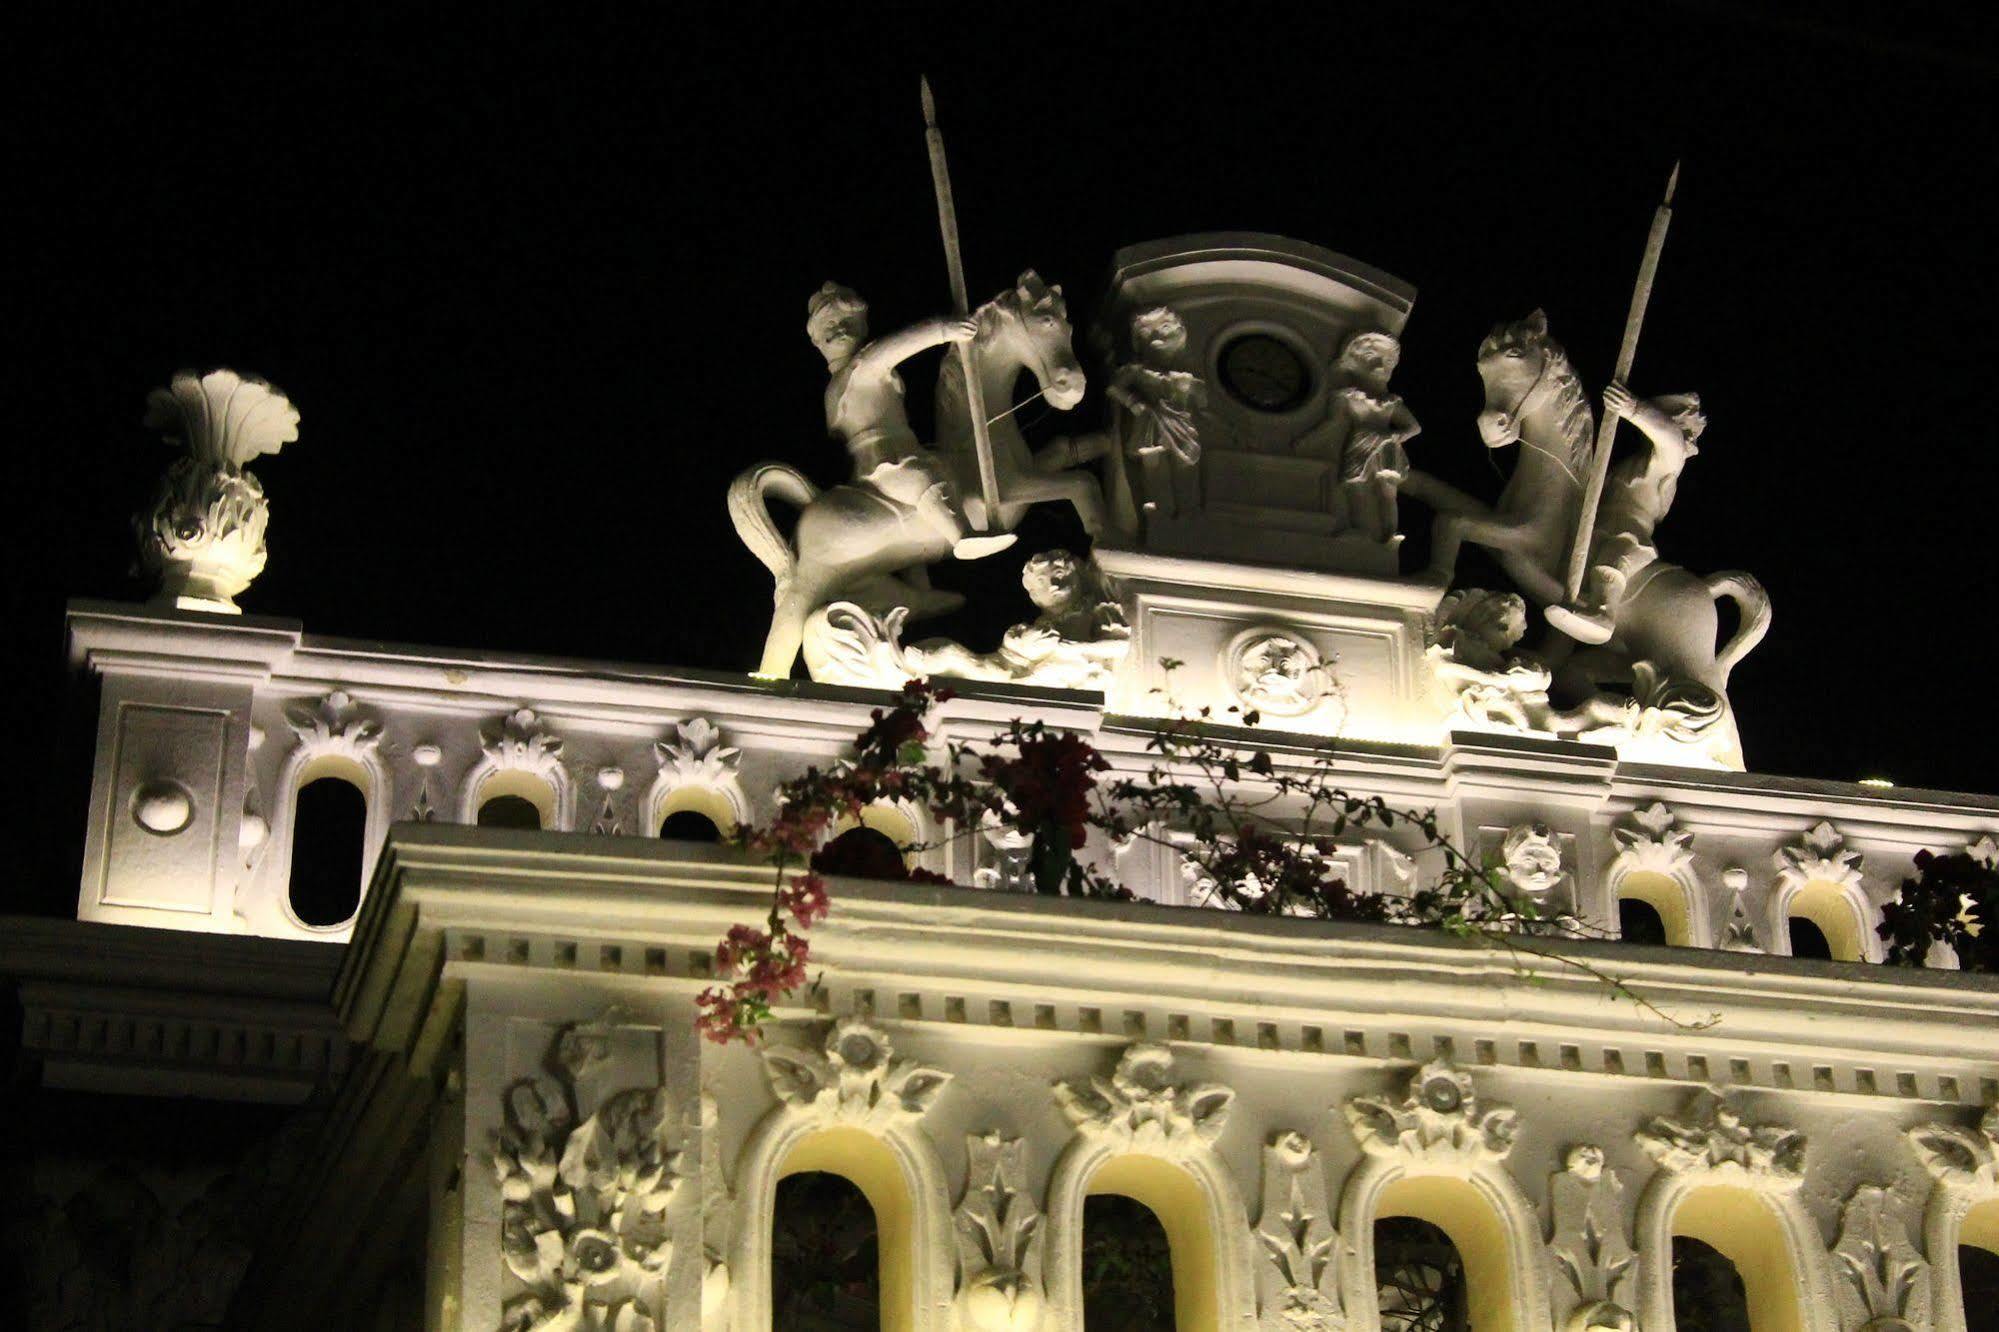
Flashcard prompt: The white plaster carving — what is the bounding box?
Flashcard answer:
[1053,1042,1235,1153]
[1776,820,1865,893]
[287,689,383,760]
[1610,802,1693,878]
[1101,304,1207,532]
[647,718,745,830]
[1968,834,1999,870]
[1831,1183,1930,1332]
[1252,1130,1342,1330]
[1720,866,1764,952]
[696,1093,734,1328]
[1343,1060,1518,1164]
[732,273,1088,678]
[1425,589,1635,740]
[489,1014,681,1332]
[1636,1088,1804,1182]
[257,690,390,931]
[1907,1102,1999,1194]
[135,368,299,612]
[952,1132,1049,1332]
[1501,822,1566,900]
[759,1017,952,1128]
[461,708,572,828]
[1226,629,1330,717]
[132,779,194,835]
[1548,1145,1636,1332]
[803,549,1130,692]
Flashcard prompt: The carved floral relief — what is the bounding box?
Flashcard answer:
[953,1132,1050,1332]
[1343,1060,1518,1164]
[759,1018,952,1128]
[1635,1089,1804,1183]
[1252,1131,1343,1330]
[1054,1043,1234,1154]
[489,1014,681,1332]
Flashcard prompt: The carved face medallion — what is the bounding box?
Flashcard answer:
[1226,629,1328,716]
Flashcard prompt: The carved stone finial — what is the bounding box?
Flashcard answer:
[1342,1059,1518,1163]
[1252,1130,1342,1329]
[1635,1088,1804,1183]
[758,1018,952,1127]
[1053,1043,1234,1154]
[952,1132,1050,1332]
[1549,1144,1636,1332]
[1831,1184,1930,1331]
[135,369,298,613]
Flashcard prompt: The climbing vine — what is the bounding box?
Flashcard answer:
[696,676,1714,1044]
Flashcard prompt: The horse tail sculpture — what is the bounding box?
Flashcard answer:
[1707,570,1771,684]
[727,462,815,592]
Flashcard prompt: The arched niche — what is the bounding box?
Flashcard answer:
[1046,1141,1255,1331]
[470,768,560,831]
[1615,868,1698,947]
[1923,1182,1999,1332]
[1637,1175,1835,1332]
[1086,1155,1215,1331]
[831,801,924,862]
[1337,1162,1545,1332]
[271,748,389,934]
[1777,879,1873,962]
[729,1116,953,1332]
[653,783,739,838]
[777,1128,913,1331]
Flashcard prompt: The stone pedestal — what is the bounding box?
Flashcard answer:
[1095,545,1446,744]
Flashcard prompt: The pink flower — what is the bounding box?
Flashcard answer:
[779,873,831,928]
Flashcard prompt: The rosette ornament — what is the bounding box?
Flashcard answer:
[135,369,299,612]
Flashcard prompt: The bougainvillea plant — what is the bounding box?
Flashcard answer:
[1878,846,1997,972]
[696,675,1712,1045]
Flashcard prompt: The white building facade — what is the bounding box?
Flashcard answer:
[8,233,1997,1331]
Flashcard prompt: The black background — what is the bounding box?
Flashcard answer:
[8,4,1996,908]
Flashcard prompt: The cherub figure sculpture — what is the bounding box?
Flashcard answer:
[1105,306,1206,527]
[1306,330,1420,542]
[1546,382,1706,644]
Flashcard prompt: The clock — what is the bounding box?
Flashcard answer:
[1218,332,1310,413]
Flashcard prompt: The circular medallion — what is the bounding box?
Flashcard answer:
[131,780,194,836]
[1218,332,1311,412]
[1225,629,1328,716]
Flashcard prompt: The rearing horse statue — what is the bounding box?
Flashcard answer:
[934,273,1102,537]
[1404,309,1592,606]
[729,271,1089,678]
[1408,310,1771,767]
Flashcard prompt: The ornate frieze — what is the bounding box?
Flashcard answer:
[1253,1131,1343,1330]
[1343,1059,1518,1164]
[1636,1089,1804,1183]
[1053,1043,1234,1154]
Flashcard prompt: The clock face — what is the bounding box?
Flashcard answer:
[1218,332,1310,413]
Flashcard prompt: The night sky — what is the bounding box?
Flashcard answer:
[10,6,1998,907]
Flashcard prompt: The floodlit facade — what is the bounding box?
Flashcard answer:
[8,234,1998,1331]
